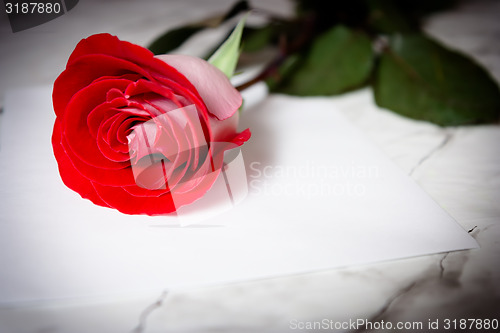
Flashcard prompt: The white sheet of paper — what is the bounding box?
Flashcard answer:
[0,87,478,304]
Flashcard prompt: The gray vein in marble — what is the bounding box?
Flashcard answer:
[439,223,479,283]
[409,131,452,177]
[131,290,168,333]
[439,253,450,280]
[354,282,418,333]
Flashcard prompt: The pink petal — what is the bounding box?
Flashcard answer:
[156,54,242,121]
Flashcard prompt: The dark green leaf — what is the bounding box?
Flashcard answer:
[241,25,276,53]
[366,0,416,34]
[373,34,500,126]
[294,0,370,32]
[270,25,374,96]
[389,0,457,21]
[265,54,302,91]
[147,0,249,55]
[293,0,456,33]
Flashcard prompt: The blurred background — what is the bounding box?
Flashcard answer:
[0,0,293,106]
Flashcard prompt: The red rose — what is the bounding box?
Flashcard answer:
[52,33,251,215]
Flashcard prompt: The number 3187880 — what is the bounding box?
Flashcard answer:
[5,2,61,14]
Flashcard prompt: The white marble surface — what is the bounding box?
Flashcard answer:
[1,0,499,332]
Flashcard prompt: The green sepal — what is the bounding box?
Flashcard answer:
[208,14,248,78]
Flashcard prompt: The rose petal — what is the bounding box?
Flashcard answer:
[52,119,110,207]
[87,100,128,139]
[55,33,202,118]
[123,182,171,197]
[93,183,177,215]
[68,34,195,89]
[209,109,239,143]
[113,117,140,150]
[133,157,172,190]
[62,137,137,186]
[54,55,154,117]
[96,114,130,162]
[229,128,252,147]
[67,33,155,67]
[63,78,131,169]
[156,54,242,121]
[93,155,222,215]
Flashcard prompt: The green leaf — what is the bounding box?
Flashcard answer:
[147,0,249,55]
[270,25,374,96]
[373,34,500,126]
[241,25,276,53]
[265,54,302,91]
[208,14,248,78]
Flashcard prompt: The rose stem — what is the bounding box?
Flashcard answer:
[235,14,316,92]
